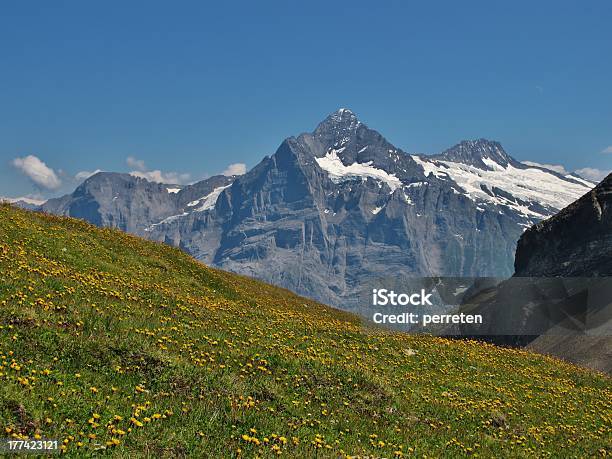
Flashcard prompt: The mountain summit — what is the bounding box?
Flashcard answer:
[435,139,518,169]
[314,108,361,133]
[42,111,594,306]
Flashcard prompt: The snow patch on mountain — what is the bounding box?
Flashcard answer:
[405,181,426,188]
[194,185,232,212]
[566,174,596,188]
[143,184,232,232]
[316,149,402,192]
[144,212,189,231]
[412,155,592,218]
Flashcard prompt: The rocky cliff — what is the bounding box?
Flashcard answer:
[515,173,612,276]
[511,173,612,373]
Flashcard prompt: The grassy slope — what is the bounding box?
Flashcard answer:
[0,204,610,458]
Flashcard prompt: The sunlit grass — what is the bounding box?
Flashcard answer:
[0,204,610,457]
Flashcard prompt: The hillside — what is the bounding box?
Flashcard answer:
[0,204,610,457]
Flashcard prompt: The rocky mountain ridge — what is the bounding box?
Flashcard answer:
[515,173,612,276]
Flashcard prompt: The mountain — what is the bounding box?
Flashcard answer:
[514,173,612,372]
[432,138,519,169]
[0,196,46,210]
[413,140,592,222]
[43,173,235,236]
[1,204,610,457]
[448,174,612,372]
[41,109,594,307]
[515,172,612,276]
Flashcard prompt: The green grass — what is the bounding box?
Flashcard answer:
[0,203,610,458]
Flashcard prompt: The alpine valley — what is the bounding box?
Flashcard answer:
[40,109,594,308]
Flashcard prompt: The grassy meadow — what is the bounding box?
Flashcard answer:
[0,204,610,457]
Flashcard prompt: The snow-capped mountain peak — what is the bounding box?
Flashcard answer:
[323,107,360,126]
[308,110,424,187]
[434,139,516,170]
[313,108,363,146]
[412,151,592,221]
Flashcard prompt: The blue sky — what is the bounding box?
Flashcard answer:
[1,0,611,199]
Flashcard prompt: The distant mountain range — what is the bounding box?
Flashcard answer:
[0,196,46,210]
[37,109,594,307]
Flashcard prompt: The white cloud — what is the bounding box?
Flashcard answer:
[75,169,103,181]
[11,155,62,190]
[130,170,192,185]
[522,161,568,175]
[574,168,610,182]
[601,146,612,154]
[126,156,146,171]
[222,163,247,176]
[125,156,191,184]
[521,160,609,183]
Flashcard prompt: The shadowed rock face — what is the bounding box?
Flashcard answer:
[515,174,612,374]
[452,174,612,373]
[514,173,612,374]
[515,173,612,277]
[39,109,594,307]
